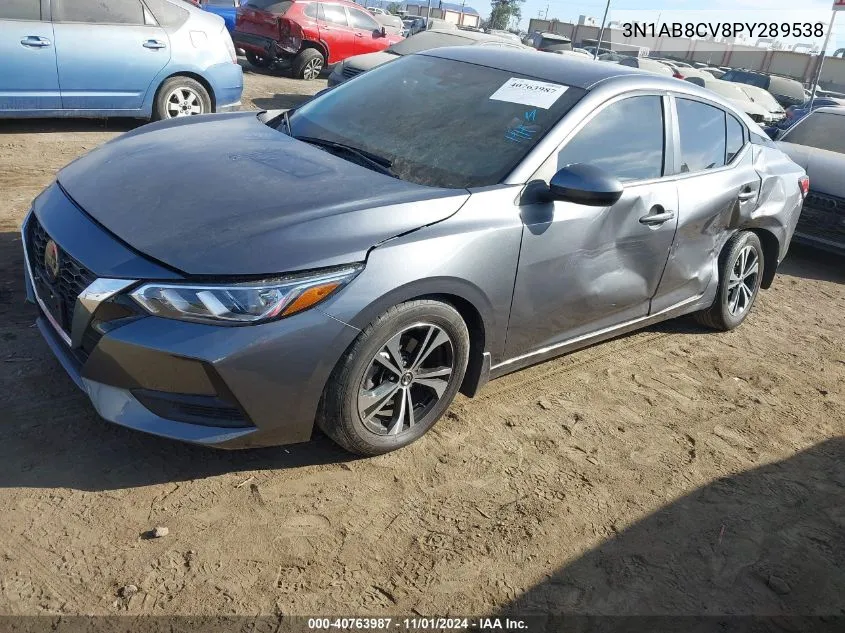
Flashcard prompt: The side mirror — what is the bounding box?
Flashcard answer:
[548,163,623,206]
[380,26,387,37]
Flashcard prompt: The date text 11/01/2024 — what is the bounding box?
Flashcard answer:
[307,618,528,630]
[622,21,826,39]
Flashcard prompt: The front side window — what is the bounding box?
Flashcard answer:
[782,112,845,154]
[289,55,585,188]
[676,98,727,173]
[348,8,379,31]
[54,0,145,24]
[0,0,40,20]
[321,3,348,26]
[557,96,665,181]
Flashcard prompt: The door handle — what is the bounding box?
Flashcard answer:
[143,39,167,49]
[355,32,363,37]
[737,188,756,201]
[639,208,676,226]
[21,36,51,48]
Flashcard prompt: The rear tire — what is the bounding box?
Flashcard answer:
[694,231,764,331]
[317,300,470,456]
[292,48,324,80]
[153,76,212,121]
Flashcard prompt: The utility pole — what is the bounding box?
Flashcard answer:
[593,0,611,59]
[809,5,840,104]
[544,4,549,20]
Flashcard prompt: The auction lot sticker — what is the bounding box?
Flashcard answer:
[490,77,568,109]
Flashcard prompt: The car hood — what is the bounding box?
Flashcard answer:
[346,50,398,72]
[776,141,845,197]
[57,112,468,276]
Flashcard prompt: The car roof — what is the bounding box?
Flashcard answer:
[813,106,845,115]
[426,28,515,42]
[421,46,655,89]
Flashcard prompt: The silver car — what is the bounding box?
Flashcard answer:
[776,106,845,254]
[23,48,806,456]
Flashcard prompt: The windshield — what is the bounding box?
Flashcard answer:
[288,55,585,188]
[388,31,474,55]
[722,70,769,89]
[783,112,845,154]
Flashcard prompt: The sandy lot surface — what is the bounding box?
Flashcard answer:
[0,65,844,620]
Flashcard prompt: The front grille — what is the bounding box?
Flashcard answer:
[342,65,364,79]
[798,191,845,246]
[27,215,96,339]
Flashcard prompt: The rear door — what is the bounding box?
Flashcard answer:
[346,6,384,55]
[316,2,355,63]
[51,0,171,112]
[0,0,61,111]
[651,97,762,312]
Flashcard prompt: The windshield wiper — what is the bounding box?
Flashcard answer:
[294,136,396,178]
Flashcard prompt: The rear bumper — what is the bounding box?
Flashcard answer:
[232,31,297,61]
[205,61,244,109]
[794,190,845,255]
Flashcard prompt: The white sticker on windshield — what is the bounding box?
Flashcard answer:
[489,78,568,109]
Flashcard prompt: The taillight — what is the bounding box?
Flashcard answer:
[673,71,683,79]
[799,175,810,198]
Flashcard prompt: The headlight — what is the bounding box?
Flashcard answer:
[130,264,361,325]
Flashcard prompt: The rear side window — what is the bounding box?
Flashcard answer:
[144,0,189,27]
[676,98,726,172]
[54,0,145,24]
[726,114,745,163]
[782,112,845,154]
[321,3,348,26]
[303,3,318,18]
[557,96,665,181]
[0,0,40,20]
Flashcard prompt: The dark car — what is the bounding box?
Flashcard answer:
[234,0,403,79]
[779,97,845,130]
[22,48,805,456]
[523,31,572,52]
[202,0,240,32]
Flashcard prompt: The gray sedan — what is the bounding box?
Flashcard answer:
[23,48,806,456]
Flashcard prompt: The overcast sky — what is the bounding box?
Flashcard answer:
[517,0,845,50]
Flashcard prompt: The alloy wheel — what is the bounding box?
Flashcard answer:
[726,244,759,317]
[302,58,323,80]
[357,323,455,437]
[166,87,204,118]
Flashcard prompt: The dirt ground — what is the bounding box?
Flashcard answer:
[0,64,844,621]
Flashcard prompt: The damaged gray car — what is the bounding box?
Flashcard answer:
[23,48,807,456]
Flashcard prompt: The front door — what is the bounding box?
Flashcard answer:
[346,6,385,55]
[0,0,61,112]
[51,0,171,112]
[506,94,679,359]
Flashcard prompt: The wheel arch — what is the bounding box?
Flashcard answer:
[745,227,781,289]
[303,39,329,62]
[330,278,495,399]
[153,72,217,112]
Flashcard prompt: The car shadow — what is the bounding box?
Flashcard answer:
[777,243,844,284]
[0,230,355,491]
[499,438,845,624]
[0,118,145,135]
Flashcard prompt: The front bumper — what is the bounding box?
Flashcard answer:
[22,196,360,449]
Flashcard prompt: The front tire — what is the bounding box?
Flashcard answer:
[292,48,324,80]
[318,300,470,456]
[694,231,764,331]
[153,77,212,121]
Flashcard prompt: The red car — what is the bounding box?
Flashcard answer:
[234,0,403,80]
